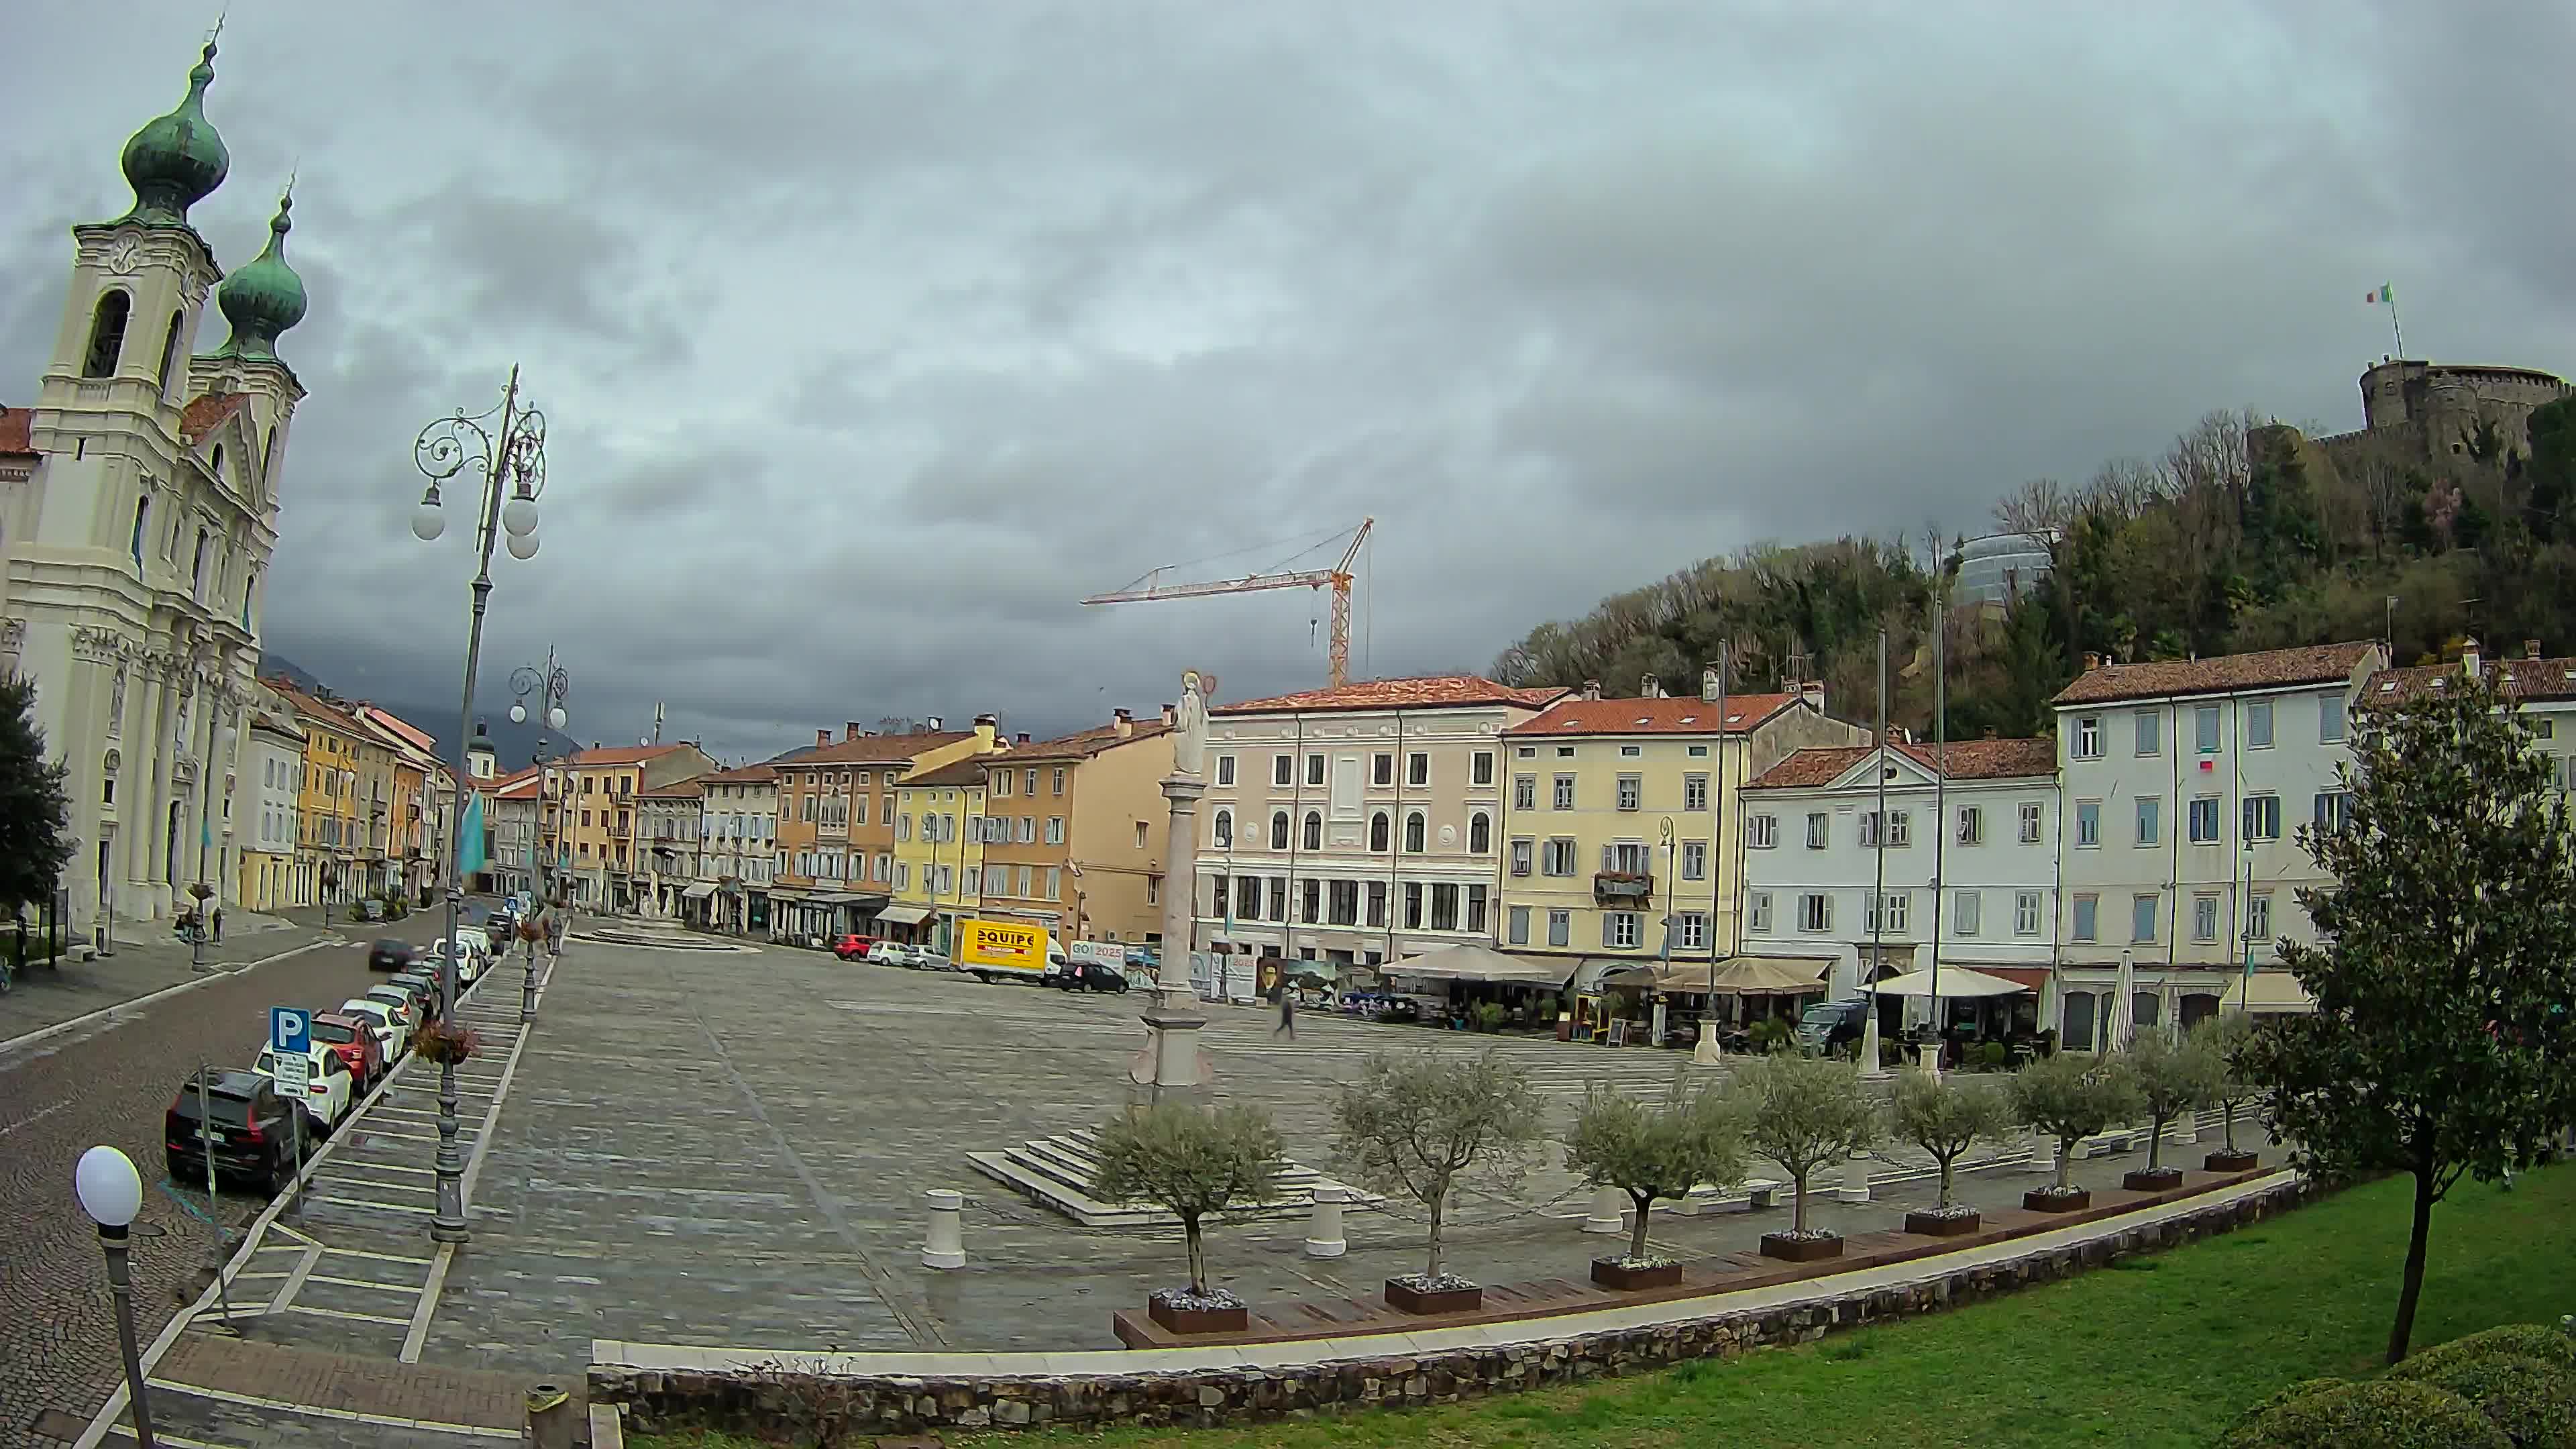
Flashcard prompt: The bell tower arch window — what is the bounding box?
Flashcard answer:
[155,310,184,395]
[83,289,132,378]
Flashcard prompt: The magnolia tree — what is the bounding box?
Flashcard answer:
[1564,1085,1746,1263]
[2125,1029,2222,1175]
[1333,1051,1547,1285]
[1731,1053,1879,1236]
[2193,1014,2265,1157]
[2245,673,2576,1364]
[2008,1052,2141,1193]
[1889,1067,2014,1212]
[1091,1103,1285,1299]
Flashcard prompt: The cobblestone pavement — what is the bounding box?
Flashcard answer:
[415,938,2276,1383]
[0,908,498,1449]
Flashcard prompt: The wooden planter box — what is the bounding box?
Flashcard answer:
[1903,1209,1982,1237]
[1146,1295,1248,1334]
[1384,1279,1482,1315]
[1590,1257,1684,1290]
[2204,1150,2260,1173]
[2023,1187,2092,1213]
[1759,1232,1843,1263]
[2123,1167,2186,1193]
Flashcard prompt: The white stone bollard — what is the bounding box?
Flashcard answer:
[1833,1150,1872,1203]
[922,1189,966,1270]
[2176,1110,2200,1145]
[2022,1125,2058,1173]
[1303,1185,1349,1258]
[1582,1185,1627,1234]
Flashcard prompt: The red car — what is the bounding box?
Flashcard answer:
[832,934,881,961]
[311,1012,387,1092]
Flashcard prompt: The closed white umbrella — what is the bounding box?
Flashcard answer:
[2109,949,2136,1053]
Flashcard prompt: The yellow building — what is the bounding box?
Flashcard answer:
[1495,680,1865,981]
[556,743,717,913]
[767,716,1004,943]
[892,755,991,955]
[272,684,373,911]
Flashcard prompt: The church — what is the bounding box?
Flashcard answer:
[0,36,310,938]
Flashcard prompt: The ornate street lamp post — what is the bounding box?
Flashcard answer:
[75,1146,156,1448]
[409,368,547,1245]
[513,661,570,1024]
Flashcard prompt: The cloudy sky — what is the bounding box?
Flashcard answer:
[5,1,2570,762]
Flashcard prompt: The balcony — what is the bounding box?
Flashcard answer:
[608,823,632,839]
[1593,871,1653,906]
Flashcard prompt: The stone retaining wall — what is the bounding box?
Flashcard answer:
[592,1177,2318,1436]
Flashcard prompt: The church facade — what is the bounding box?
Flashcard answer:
[0,37,311,935]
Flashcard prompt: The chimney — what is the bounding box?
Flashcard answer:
[845,721,862,742]
[926,715,943,731]
[1983,727,1998,739]
[1700,667,1720,703]
[1582,679,1602,701]
[2526,639,2543,660]
[1114,707,1134,739]
[1016,731,1031,745]
[816,729,830,748]
[2461,637,2481,678]
[1160,702,1177,727]
[2082,651,2102,671]
[973,712,998,749]
[1640,673,1661,698]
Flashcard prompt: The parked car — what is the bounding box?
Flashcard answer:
[164,1069,308,1196]
[337,998,405,1059]
[253,1044,356,1134]
[1049,959,1132,994]
[429,936,490,983]
[388,970,446,1016]
[832,934,881,961]
[310,1012,386,1092]
[368,938,413,973]
[1796,997,1872,1056]
[361,984,423,1032]
[866,941,922,968]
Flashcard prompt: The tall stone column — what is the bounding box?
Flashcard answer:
[1132,771,1210,1106]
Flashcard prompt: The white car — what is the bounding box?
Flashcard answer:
[427,936,489,984]
[252,1044,356,1134]
[866,941,922,968]
[337,998,405,1059]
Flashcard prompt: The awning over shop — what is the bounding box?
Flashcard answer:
[1387,944,1573,987]
[1868,966,2029,998]
[875,904,934,926]
[1596,957,1831,995]
[681,883,718,900]
[2229,969,2316,1014]
[1969,965,2053,993]
[807,892,885,907]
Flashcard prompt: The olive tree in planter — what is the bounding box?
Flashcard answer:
[1889,1066,2014,1236]
[1333,1051,1546,1314]
[1089,1102,1285,1334]
[1563,1085,1745,1289]
[2194,1014,2267,1171]
[1731,1053,1879,1261]
[2121,1028,2222,1191]
[2007,1051,2141,1212]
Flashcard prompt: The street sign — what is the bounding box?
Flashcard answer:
[270,1006,311,1055]
[272,1047,311,1098]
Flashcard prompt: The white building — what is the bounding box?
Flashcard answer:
[2367,638,2576,786]
[239,690,303,911]
[1,40,311,933]
[2049,641,2384,1048]
[1191,676,1564,973]
[1739,737,2061,1030]
[485,768,543,902]
[696,762,778,934]
[637,778,704,918]
[1952,531,2053,608]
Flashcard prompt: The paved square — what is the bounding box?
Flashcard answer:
[406,937,2260,1383]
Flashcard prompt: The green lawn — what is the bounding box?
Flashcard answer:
[638,1163,2571,1449]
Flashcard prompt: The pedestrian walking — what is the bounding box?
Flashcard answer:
[1275,983,1297,1040]
[211,905,224,944]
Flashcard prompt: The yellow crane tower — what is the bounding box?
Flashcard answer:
[1081,518,1375,689]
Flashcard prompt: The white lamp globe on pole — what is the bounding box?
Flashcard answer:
[75,1144,142,1227]
[547,705,566,731]
[75,1144,156,1448]
[510,702,527,724]
[502,493,539,539]
[505,529,540,561]
[410,487,446,543]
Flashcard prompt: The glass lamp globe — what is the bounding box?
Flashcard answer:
[510,702,528,724]
[411,499,447,543]
[505,529,540,561]
[547,706,567,731]
[502,496,539,538]
[74,1144,143,1228]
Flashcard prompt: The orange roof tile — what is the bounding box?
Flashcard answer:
[2051,642,2379,706]
[993,719,1173,762]
[179,392,251,445]
[564,743,687,767]
[773,731,973,768]
[1747,737,2058,790]
[0,405,34,458]
[700,763,779,784]
[1504,693,1802,737]
[2367,653,2576,706]
[639,779,707,799]
[1213,676,1566,716]
[902,757,994,789]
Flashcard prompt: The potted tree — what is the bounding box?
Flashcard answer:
[2121,1029,2221,1191]
[2194,1014,2265,1172]
[1890,1066,2014,1235]
[1333,1051,1546,1313]
[1089,1102,1285,1334]
[2008,1051,2141,1212]
[1732,1053,1880,1261]
[1564,1085,1744,1289]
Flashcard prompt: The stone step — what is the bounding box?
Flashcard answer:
[966,1140,1379,1230]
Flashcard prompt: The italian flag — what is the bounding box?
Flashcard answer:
[2366,284,2394,305]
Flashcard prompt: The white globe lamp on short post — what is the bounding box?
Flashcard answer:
[74,1145,156,1448]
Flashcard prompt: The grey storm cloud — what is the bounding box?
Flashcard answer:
[3,0,2572,763]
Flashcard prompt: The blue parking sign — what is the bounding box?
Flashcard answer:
[270,1006,311,1055]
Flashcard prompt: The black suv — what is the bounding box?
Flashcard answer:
[368,938,413,973]
[165,1069,308,1196]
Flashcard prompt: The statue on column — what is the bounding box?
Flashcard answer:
[1172,669,1214,778]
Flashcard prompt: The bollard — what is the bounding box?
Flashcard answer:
[525,1383,573,1449]
[2176,1110,2199,1145]
[1833,1150,1872,1203]
[922,1188,966,1269]
[1581,1185,1626,1234]
[2022,1125,2058,1173]
[1303,1185,1348,1258]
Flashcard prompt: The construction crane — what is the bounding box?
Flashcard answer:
[1082,518,1375,688]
